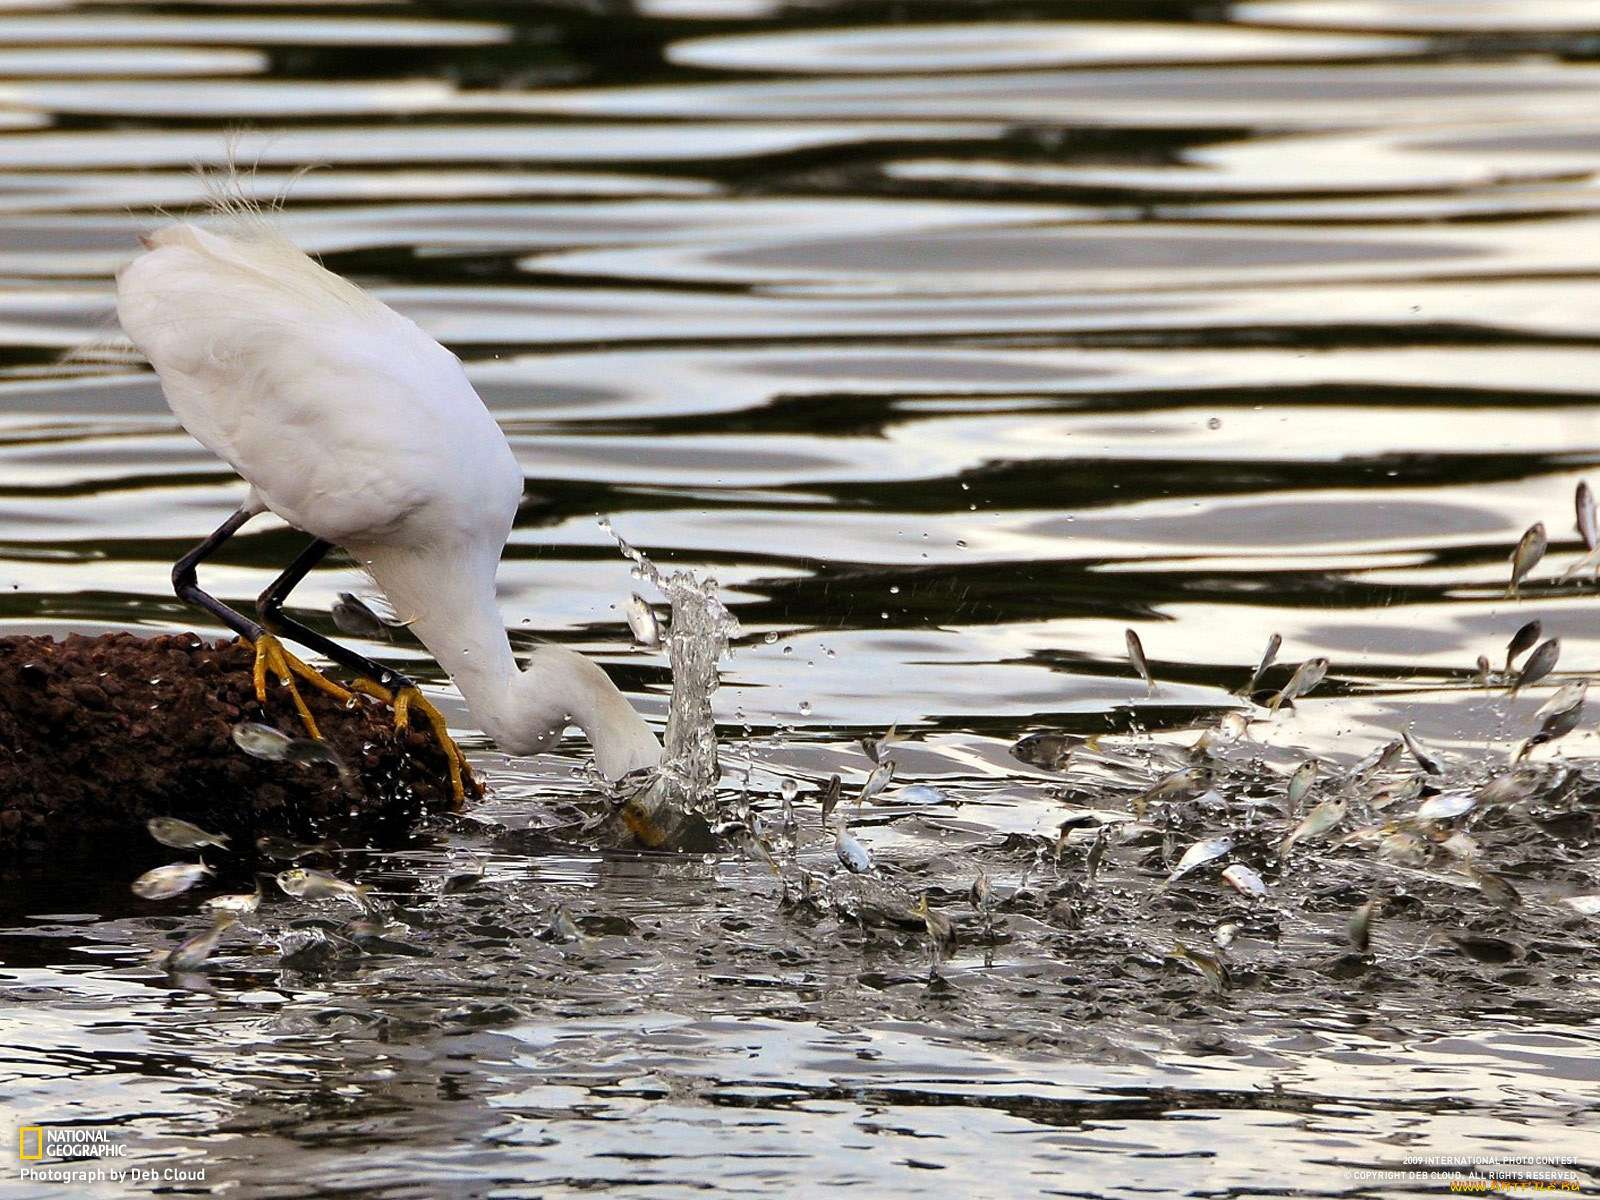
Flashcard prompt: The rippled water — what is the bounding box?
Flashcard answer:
[3,1,1600,1196]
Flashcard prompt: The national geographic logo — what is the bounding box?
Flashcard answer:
[14,1125,125,1159]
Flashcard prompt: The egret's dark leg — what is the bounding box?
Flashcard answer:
[172,505,265,642]
[258,538,477,803]
[258,538,410,692]
[175,506,349,738]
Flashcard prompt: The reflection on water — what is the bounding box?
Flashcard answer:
[2,0,1600,1195]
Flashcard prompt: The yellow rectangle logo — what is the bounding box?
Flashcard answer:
[19,1128,43,1160]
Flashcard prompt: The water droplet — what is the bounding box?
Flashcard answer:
[763,632,778,644]
[782,645,793,656]
[1207,417,1222,430]
[779,778,798,802]
[955,540,968,549]
[889,586,900,595]
[798,701,812,715]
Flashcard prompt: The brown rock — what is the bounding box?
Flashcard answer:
[0,633,475,859]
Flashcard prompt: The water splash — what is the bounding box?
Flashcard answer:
[601,519,739,840]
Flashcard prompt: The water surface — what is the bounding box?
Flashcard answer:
[2,1,1599,1196]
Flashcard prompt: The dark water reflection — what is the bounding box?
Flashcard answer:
[2,0,1600,1195]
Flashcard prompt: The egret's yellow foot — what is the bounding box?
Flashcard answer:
[247,633,353,741]
[349,678,475,805]
[396,686,475,805]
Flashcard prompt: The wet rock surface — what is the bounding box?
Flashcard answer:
[0,632,464,859]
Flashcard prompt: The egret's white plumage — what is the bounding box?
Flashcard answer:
[116,218,661,779]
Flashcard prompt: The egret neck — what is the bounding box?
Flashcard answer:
[352,536,661,780]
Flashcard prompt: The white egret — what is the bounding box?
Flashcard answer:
[115,213,662,797]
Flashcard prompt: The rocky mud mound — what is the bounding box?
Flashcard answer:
[0,632,464,858]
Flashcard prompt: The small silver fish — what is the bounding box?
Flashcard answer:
[232,721,348,773]
[1216,711,1249,741]
[202,886,262,917]
[832,823,872,874]
[1369,775,1424,810]
[1472,868,1522,909]
[346,915,408,943]
[1221,863,1267,899]
[147,817,230,851]
[1134,766,1213,816]
[1011,732,1084,771]
[818,774,843,822]
[1509,522,1546,598]
[1401,727,1444,776]
[861,724,908,765]
[1378,827,1430,865]
[1160,835,1235,888]
[132,861,213,901]
[275,868,372,908]
[1269,656,1330,712]
[1416,791,1478,822]
[1505,619,1542,675]
[856,759,895,805]
[542,904,583,943]
[254,835,335,862]
[733,826,781,876]
[1348,898,1378,952]
[1240,632,1282,697]
[1560,895,1600,916]
[911,894,957,961]
[1172,940,1227,995]
[440,854,487,895]
[625,594,662,648]
[1280,797,1347,854]
[1334,824,1385,852]
[229,720,287,757]
[1437,830,1479,862]
[1126,628,1156,695]
[1512,638,1560,693]
[1558,545,1600,583]
[1348,739,1402,784]
[779,792,799,854]
[1052,815,1079,862]
[1193,712,1249,758]
[1534,680,1587,723]
[1286,759,1318,811]
[1085,825,1109,881]
[331,592,387,639]
[1519,696,1586,759]
[1475,770,1542,808]
[162,915,236,972]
